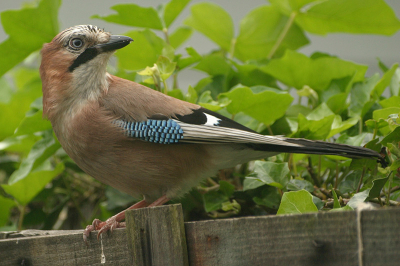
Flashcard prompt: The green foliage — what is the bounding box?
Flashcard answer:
[0,0,399,230]
[277,190,318,215]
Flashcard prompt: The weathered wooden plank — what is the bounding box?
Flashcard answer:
[362,208,400,266]
[0,228,130,266]
[125,204,189,266]
[1,207,400,265]
[185,211,360,266]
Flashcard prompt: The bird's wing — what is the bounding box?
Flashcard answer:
[113,106,300,147]
[113,106,384,162]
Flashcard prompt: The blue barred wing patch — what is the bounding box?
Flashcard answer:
[115,119,184,144]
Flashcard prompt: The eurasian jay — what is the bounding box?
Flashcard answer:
[40,25,385,241]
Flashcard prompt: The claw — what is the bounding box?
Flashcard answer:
[82,199,152,244]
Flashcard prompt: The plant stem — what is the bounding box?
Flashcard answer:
[173,73,179,89]
[63,172,87,223]
[162,79,169,94]
[229,38,236,60]
[334,161,339,189]
[308,157,321,187]
[163,28,170,44]
[267,125,274,135]
[267,11,297,59]
[318,155,322,185]
[386,171,394,206]
[18,205,25,231]
[372,123,378,139]
[356,167,366,193]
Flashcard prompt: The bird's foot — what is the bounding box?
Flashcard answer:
[83,218,126,244]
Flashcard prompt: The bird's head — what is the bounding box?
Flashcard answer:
[40,25,132,118]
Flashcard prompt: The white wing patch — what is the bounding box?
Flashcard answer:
[204,113,221,126]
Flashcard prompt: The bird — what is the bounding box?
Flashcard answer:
[40,25,385,241]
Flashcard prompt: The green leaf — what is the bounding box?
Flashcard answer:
[0,0,60,77]
[8,131,61,185]
[234,5,308,61]
[169,26,193,48]
[92,4,163,29]
[220,86,293,126]
[13,67,41,90]
[347,189,370,209]
[177,46,202,70]
[185,86,198,103]
[295,0,400,35]
[348,74,380,118]
[0,80,43,140]
[294,103,335,140]
[233,63,276,87]
[373,107,400,122]
[194,54,232,76]
[269,0,318,15]
[286,179,314,192]
[372,64,399,98]
[380,127,400,147]
[312,196,324,210]
[338,171,361,194]
[203,181,234,212]
[116,30,170,71]
[2,162,64,206]
[380,96,400,108]
[390,159,400,171]
[0,196,16,226]
[14,110,52,136]
[247,161,290,189]
[330,205,353,212]
[198,91,226,111]
[332,189,341,209]
[219,181,235,198]
[185,3,234,51]
[368,177,389,199]
[0,134,40,154]
[156,56,177,80]
[269,0,318,14]
[295,113,334,140]
[277,190,318,215]
[327,116,358,139]
[261,50,367,91]
[163,0,191,27]
[167,89,184,100]
[0,77,13,104]
[243,177,265,191]
[390,68,400,96]
[252,186,281,209]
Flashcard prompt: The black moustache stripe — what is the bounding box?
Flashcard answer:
[68,48,98,72]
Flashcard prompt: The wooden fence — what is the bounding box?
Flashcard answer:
[1,204,399,266]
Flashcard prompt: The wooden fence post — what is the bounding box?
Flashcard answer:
[125,204,189,266]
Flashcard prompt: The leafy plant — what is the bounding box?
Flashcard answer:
[0,0,399,231]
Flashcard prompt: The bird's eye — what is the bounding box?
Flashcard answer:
[69,38,84,49]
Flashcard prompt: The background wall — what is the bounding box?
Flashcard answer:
[1,0,399,83]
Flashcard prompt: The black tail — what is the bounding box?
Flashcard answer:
[251,137,387,167]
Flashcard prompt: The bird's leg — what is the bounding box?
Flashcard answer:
[83,199,149,243]
[148,195,170,207]
[83,195,170,243]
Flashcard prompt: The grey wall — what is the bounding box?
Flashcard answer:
[1,0,400,83]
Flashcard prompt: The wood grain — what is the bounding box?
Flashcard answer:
[1,205,400,266]
[0,228,130,266]
[126,204,189,266]
[186,211,359,266]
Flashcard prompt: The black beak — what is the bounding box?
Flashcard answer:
[94,35,133,53]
